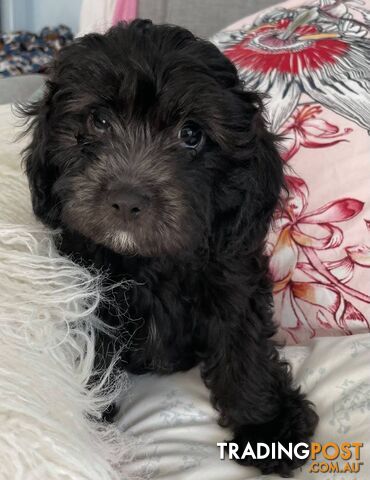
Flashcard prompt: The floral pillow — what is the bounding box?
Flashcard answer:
[212,0,370,343]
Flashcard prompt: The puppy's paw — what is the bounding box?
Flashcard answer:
[230,397,318,477]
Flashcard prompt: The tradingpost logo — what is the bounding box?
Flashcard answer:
[309,442,363,474]
[217,441,364,475]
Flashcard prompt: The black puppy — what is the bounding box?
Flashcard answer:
[22,20,318,476]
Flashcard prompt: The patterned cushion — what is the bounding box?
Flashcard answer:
[212,0,370,343]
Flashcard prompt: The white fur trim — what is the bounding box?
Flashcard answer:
[0,104,135,480]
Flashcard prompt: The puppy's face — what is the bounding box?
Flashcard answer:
[24,21,283,257]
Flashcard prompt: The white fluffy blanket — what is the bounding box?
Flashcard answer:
[0,105,133,479]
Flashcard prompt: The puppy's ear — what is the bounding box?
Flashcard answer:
[20,81,59,227]
[218,89,285,248]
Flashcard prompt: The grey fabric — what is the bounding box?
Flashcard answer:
[0,74,45,105]
[139,0,280,38]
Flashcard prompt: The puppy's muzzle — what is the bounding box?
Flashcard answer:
[107,182,151,221]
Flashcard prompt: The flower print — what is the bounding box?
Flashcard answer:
[297,256,355,284]
[213,0,370,343]
[272,176,364,270]
[319,0,369,35]
[346,244,370,266]
[270,176,369,342]
[274,274,369,344]
[280,104,353,161]
[297,245,370,285]
[270,176,363,293]
[212,3,370,131]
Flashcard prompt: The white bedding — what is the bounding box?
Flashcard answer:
[1,102,369,480]
[116,335,370,479]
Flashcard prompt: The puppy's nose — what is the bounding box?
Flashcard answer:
[107,184,150,219]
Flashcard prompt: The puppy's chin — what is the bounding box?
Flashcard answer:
[98,228,197,258]
[72,226,189,258]
[61,206,200,257]
[104,231,138,255]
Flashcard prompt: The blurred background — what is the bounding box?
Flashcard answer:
[0,0,280,37]
[0,0,279,104]
[0,0,82,34]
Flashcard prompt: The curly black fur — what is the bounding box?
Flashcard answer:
[22,20,318,476]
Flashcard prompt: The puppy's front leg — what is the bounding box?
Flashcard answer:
[201,317,318,477]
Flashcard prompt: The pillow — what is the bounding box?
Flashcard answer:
[212,0,370,344]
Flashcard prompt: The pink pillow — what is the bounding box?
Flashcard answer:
[212,0,370,343]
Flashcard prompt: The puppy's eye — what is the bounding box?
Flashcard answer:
[178,121,204,150]
[91,109,111,131]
